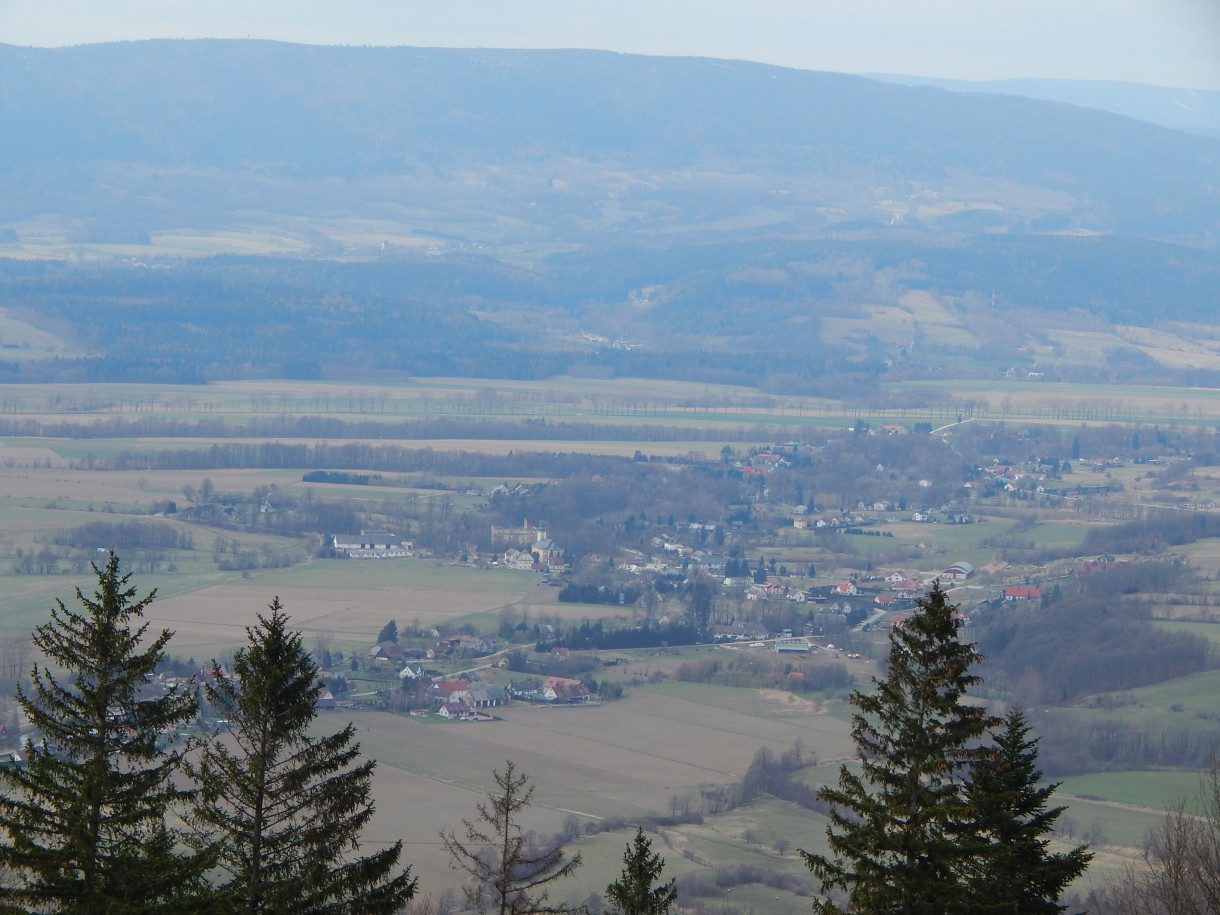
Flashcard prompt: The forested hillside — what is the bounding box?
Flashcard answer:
[1,238,1219,387]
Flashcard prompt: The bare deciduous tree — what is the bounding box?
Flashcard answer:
[1104,761,1220,914]
[441,761,582,915]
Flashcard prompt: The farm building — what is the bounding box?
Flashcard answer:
[941,561,975,580]
[332,530,411,557]
[542,676,590,703]
[1004,585,1042,601]
[775,638,813,653]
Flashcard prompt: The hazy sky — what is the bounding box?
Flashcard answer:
[4,0,1220,90]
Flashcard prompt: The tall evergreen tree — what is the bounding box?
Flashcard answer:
[188,599,416,914]
[441,760,582,915]
[0,553,209,913]
[963,708,1092,913]
[375,620,398,645]
[801,582,999,915]
[605,828,677,915]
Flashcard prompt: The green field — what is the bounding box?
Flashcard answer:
[1055,770,1208,812]
[1125,668,1220,714]
[1156,620,1220,646]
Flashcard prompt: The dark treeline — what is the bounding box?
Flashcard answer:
[1032,710,1220,775]
[541,619,702,652]
[1081,509,1220,554]
[676,655,853,693]
[50,520,194,552]
[77,442,640,476]
[300,470,378,485]
[0,415,790,445]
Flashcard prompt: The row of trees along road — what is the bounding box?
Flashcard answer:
[0,554,416,913]
[802,582,1092,914]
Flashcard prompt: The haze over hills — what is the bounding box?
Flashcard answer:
[0,40,1218,387]
[865,74,1220,140]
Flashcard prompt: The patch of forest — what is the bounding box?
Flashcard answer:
[675,655,853,693]
[977,561,1213,705]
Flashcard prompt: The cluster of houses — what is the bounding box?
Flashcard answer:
[715,562,978,610]
[369,633,495,666]
[411,672,591,721]
[736,450,791,483]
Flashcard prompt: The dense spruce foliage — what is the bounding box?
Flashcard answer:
[803,584,1087,914]
[804,583,1001,913]
[0,561,414,914]
[0,555,211,911]
[604,829,677,915]
[962,710,1092,913]
[188,602,416,913]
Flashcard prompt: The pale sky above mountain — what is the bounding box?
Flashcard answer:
[3,0,1219,90]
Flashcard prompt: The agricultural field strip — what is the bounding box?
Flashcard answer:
[493,702,829,781]
[145,587,526,648]
[352,709,712,821]
[4,376,1217,431]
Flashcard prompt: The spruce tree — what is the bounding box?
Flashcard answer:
[0,553,209,913]
[441,760,582,915]
[188,599,416,914]
[963,708,1091,914]
[605,828,677,915]
[375,619,398,645]
[801,582,999,915]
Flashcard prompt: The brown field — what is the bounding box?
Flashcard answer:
[143,580,539,658]
[347,684,854,895]
[141,568,557,656]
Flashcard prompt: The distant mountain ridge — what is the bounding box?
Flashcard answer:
[1,40,1219,248]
